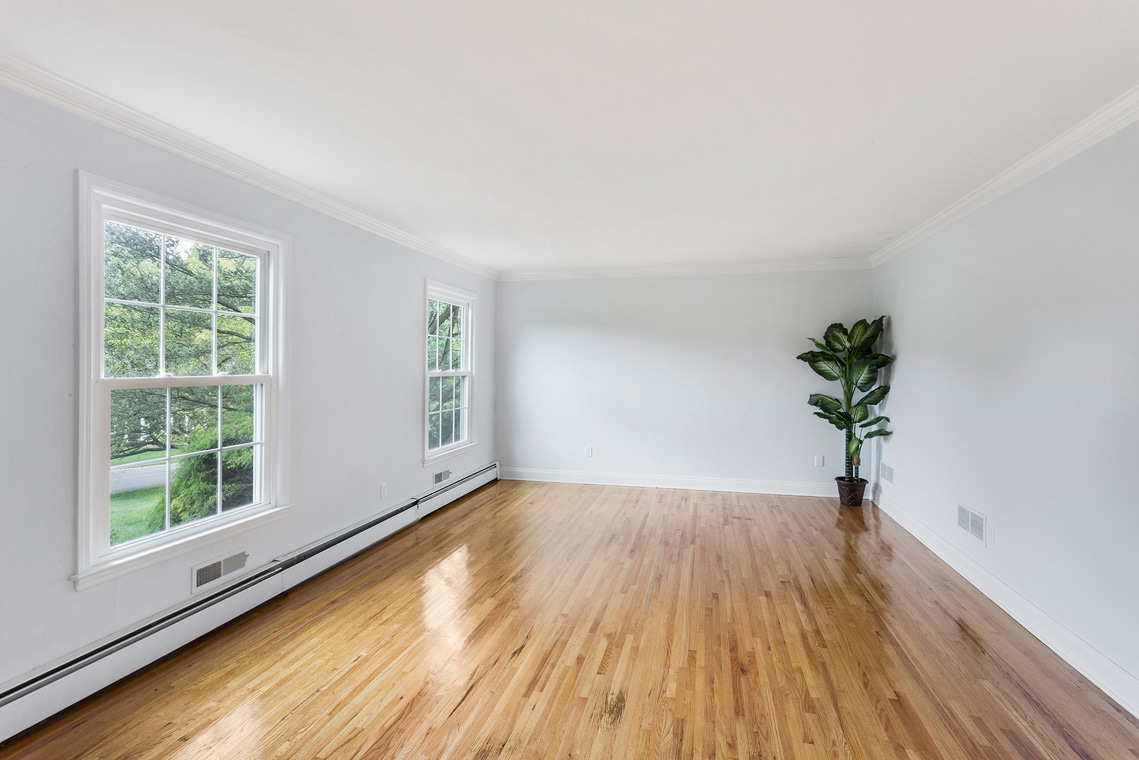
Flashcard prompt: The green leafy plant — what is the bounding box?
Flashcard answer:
[796,317,894,481]
[145,417,255,533]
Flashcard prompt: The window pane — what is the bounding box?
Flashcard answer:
[428,376,441,413]
[439,303,452,338]
[428,413,441,450]
[216,249,257,314]
[427,299,440,336]
[440,375,455,411]
[456,376,467,412]
[104,303,160,377]
[221,446,255,511]
[427,336,439,373]
[165,309,213,376]
[109,475,166,546]
[222,384,256,445]
[169,451,218,527]
[441,338,452,371]
[110,388,167,463]
[451,305,462,339]
[454,407,466,442]
[452,337,462,371]
[441,410,454,446]
[104,222,160,303]
[217,315,256,375]
[165,238,214,309]
[170,386,218,454]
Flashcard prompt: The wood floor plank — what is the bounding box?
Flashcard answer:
[3,480,1139,758]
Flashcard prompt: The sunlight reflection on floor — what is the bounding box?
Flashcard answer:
[421,545,472,669]
[169,699,267,760]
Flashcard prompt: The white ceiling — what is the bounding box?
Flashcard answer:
[3,1,1139,278]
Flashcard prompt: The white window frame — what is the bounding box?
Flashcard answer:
[76,173,290,590]
[424,281,475,463]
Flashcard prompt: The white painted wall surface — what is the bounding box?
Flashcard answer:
[873,122,1139,712]
[496,271,874,494]
[0,85,496,689]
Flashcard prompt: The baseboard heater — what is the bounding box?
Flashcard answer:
[0,461,499,743]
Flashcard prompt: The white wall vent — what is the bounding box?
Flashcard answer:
[192,550,249,594]
[880,462,894,484]
[957,505,989,545]
[434,469,452,485]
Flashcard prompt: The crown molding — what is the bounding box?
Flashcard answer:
[0,53,499,280]
[9,53,1134,282]
[497,255,871,282]
[870,83,1139,268]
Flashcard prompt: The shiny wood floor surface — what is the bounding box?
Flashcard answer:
[4,480,1138,759]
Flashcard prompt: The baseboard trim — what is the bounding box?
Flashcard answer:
[500,467,836,498]
[876,492,1139,719]
[0,462,499,743]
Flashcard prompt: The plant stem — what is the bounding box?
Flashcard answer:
[844,429,853,479]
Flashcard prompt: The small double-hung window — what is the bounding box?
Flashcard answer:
[425,283,474,459]
[78,175,287,587]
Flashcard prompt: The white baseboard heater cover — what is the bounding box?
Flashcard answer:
[0,461,499,743]
[418,462,499,519]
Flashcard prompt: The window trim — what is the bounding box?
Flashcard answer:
[76,173,290,590]
[423,281,475,463]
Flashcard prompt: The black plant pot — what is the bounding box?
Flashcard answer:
[835,477,868,507]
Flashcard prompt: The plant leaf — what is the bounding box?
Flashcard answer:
[797,351,846,382]
[796,350,834,363]
[847,319,872,350]
[856,316,886,352]
[850,404,869,423]
[857,385,890,406]
[823,323,850,352]
[808,358,843,382]
[807,394,842,413]
[849,360,877,391]
[813,411,850,431]
[847,436,863,456]
[809,338,833,353]
[858,415,890,428]
[863,428,893,440]
[851,355,893,391]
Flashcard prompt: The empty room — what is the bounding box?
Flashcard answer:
[2,1,1139,757]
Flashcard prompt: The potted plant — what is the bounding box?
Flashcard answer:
[796,317,893,506]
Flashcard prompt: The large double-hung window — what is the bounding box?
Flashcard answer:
[425,283,474,459]
[78,175,287,587]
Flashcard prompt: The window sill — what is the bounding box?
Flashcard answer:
[73,503,291,591]
[422,440,476,467]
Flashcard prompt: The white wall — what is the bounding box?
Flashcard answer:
[873,121,1139,712]
[496,271,874,494]
[0,85,496,689]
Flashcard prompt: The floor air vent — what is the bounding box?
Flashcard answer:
[192,550,249,593]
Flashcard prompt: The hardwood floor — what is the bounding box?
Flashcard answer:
[4,480,1138,758]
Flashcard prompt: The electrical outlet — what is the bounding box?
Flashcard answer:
[814,455,824,467]
[585,446,593,458]
[881,461,895,483]
[381,482,388,499]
